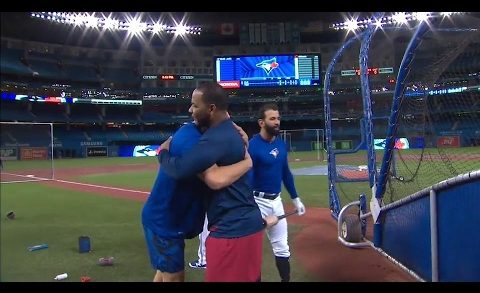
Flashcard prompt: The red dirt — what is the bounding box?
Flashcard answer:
[338,169,369,180]
[39,164,417,282]
[289,207,416,282]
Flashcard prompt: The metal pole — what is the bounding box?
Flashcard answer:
[50,123,55,180]
[430,189,438,282]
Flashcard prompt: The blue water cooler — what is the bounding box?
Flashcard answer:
[78,236,91,253]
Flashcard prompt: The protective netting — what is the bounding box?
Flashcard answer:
[0,122,54,183]
[382,17,480,204]
[328,15,480,206]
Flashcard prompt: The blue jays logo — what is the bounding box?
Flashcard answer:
[269,148,279,158]
[256,58,279,75]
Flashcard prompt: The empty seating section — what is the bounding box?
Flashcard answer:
[28,58,66,80]
[54,127,88,141]
[30,103,68,122]
[68,104,102,123]
[1,47,32,75]
[140,111,173,123]
[0,101,36,121]
[1,129,16,144]
[101,66,140,85]
[1,47,143,86]
[124,129,171,142]
[104,106,140,123]
[5,126,51,147]
[63,64,99,83]
[87,127,127,142]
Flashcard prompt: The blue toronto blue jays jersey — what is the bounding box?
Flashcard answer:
[248,134,298,199]
[160,119,264,238]
[142,122,208,239]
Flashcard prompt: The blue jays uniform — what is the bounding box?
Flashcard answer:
[248,134,298,259]
[142,122,208,273]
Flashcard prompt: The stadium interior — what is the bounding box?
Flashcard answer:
[2,11,480,283]
[1,12,479,157]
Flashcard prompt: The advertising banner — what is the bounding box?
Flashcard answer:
[86,146,108,157]
[374,138,410,150]
[118,145,161,157]
[0,147,18,160]
[437,136,460,148]
[20,147,48,160]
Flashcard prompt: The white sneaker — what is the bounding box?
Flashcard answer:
[188,261,206,269]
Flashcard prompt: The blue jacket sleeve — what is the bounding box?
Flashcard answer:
[282,155,298,199]
[159,135,224,180]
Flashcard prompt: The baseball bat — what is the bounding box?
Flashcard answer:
[277,210,298,220]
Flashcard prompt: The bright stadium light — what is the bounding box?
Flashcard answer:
[30,12,202,35]
[85,14,98,28]
[127,18,146,34]
[345,19,359,31]
[413,12,430,22]
[103,18,118,29]
[392,12,408,24]
[330,12,467,31]
[175,24,187,36]
[148,22,166,34]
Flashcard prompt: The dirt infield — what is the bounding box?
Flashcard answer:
[41,165,416,282]
[290,208,415,282]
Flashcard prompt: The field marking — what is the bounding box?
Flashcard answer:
[0,172,52,183]
[1,172,149,194]
[54,179,150,194]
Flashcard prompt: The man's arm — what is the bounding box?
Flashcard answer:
[282,155,299,199]
[159,135,225,180]
[282,154,306,215]
[199,149,252,190]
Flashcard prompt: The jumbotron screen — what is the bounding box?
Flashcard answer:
[214,54,321,89]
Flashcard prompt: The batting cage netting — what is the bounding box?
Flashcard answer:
[1,122,55,183]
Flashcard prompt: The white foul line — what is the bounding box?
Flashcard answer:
[55,179,150,194]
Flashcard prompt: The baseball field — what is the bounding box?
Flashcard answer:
[1,155,427,282]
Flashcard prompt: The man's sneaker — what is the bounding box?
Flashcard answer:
[188,261,206,269]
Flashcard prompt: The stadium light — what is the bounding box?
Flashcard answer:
[330,12,466,31]
[30,12,202,35]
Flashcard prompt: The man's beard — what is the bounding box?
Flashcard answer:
[265,124,280,137]
[195,114,210,130]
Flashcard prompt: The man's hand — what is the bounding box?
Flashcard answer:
[292,197,306,216]
[263,215,279,229]
[159,136,172,152]
[233,122,249,148]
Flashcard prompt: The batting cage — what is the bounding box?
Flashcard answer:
[324,13,480,281]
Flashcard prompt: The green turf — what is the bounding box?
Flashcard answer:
[73,171,156,191]
[1,183,152,281]
[70,164,362,211]
[2,157,157,172]
[0,176,319,282]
